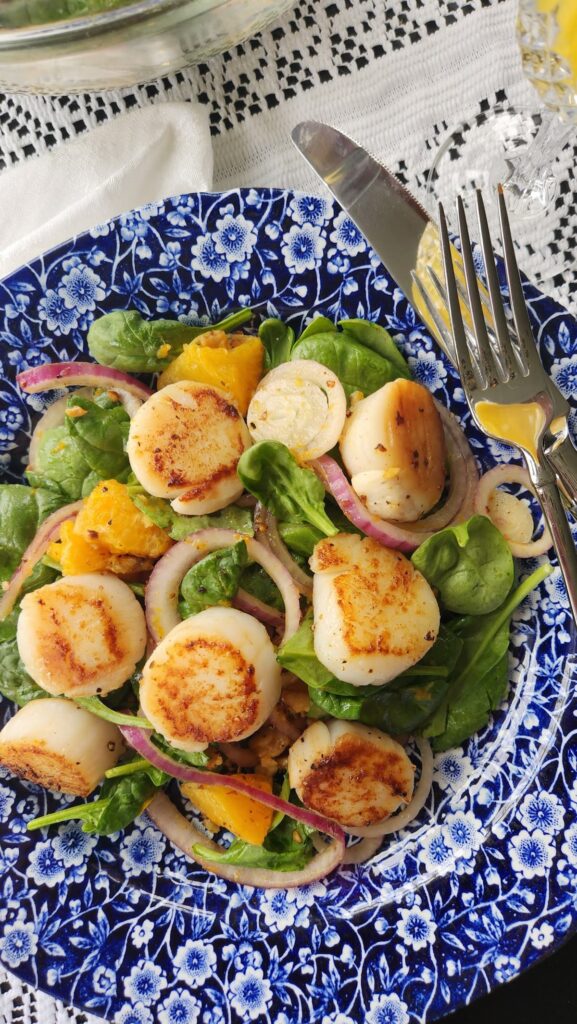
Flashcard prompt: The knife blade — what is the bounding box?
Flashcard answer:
[292,119,577,519]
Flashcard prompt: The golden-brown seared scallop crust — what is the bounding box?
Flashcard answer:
[288,720,414,827]
[310,533,440,686]
[139,607,281,753]
[127,380,252,515]
[17,574,147,697]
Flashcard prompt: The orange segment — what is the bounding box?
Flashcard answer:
[181,774,274,845]
[75,480,171,558]
[158,334,264,416]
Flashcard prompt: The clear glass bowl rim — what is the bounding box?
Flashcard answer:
[0,0,232,49]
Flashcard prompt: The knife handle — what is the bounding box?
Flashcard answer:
[546,434,577,521]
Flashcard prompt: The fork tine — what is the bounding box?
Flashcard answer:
[497,184,538,376]
[438,202,477,392]
[456,195,501,387]
[475,190,518,383]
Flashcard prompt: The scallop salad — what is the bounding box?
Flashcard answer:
[0,309,553,887]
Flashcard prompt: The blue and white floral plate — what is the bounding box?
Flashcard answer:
[0,189,576,1024]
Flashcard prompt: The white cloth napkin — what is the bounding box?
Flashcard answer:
[0,101,214,280]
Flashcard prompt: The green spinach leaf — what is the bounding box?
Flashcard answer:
[237,441,337,537]
[193,808,315,872]
[296,316,335,342]
[412,514,514,615]
[28,770,161,836]
[65,395,131,482]
[150,733,211,768]
[277,521,323,558]
[0,639,46,706]
[277,612,335,689]
[239,563,284,611]
[291,332,403,397]
[27,426,92,500]
[338,318,410,377]
[179,541,249,617]
[129,489,253,541]
[258,318,295,370]
[426,562,552,750]
[88,308,252,373]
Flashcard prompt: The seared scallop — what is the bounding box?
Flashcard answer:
[127,380,252,515]
[0,698,123,796]
[17,573,147,698]
[311,533,439,686]
[139,607,281,753]
[288,720,414,828]
[340,379,446,522]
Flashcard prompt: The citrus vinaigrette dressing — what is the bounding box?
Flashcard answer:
[475,401,546,460]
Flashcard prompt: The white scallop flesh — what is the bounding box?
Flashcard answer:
[139,606,282,753]
[17,573,147,698]
[127,380,252,515]
[339,378,446,522]
[310,533,440,686]
[246,359,347,460]
[0,698,123,797]
[288,720,415,827]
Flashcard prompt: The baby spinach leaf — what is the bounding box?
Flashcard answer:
[87,308,253,373]
[277,612,336,689]
[0,640,46,706]
[179,541,249,618]
[237,441,338,537]
[0,483,62,586]
[27,427,92,501]
[338,318,410,377]
[426,562,552,751]
[74,697,151,729]
[28,771,162,836]
[296,316,335,342]
[412,514,514,615]
[193,809,315,871]
[258,318,295,369]
[277,521,323,558]
[308,687,364,721]
[291,332,402,398]
[129,490,253,541]
[65,395,131,482]
[150,733,210,768]
[239,563,284,611]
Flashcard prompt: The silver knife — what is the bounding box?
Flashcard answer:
[292,120,577,518]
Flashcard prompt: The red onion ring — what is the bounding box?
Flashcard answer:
[254,503,313,597]
[146,790,345,888]
[17,362,152,403]
[145,528,300,646]
[311,405,478,551]
[342,736,433,838]
[232,588,285,629]
[312,455,424,551]
[474,464,553,557]
[0,501,83,621]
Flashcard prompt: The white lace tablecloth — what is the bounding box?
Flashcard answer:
[0,0,576,1021]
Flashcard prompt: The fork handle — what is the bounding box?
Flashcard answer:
[533,472,577,622]
[546,435,577,522]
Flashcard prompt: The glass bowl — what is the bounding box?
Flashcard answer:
[0,0,296,94]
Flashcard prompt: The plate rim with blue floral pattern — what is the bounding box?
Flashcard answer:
[0,187,576,1024]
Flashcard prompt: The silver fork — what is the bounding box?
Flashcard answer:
[438,187,577,622]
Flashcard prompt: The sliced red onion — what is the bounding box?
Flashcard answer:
[0,500,83,621]
[232,588,285,629]
[17,362,152,403]
[217,743,259,768]
[254,503,313,597]
[312,456,426,551]
[145,528,300,646]
[312,405,478,551]
[474,464,552,557]
[342,736,433,838]
[146,790,345,888]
